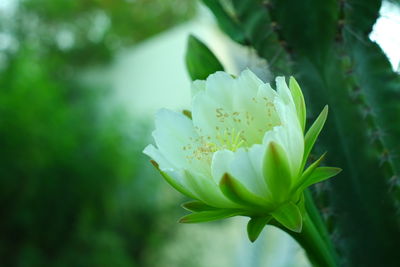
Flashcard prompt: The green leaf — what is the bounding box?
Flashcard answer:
[289,76,306,132]
[299,167,342,192]
[219,173,272,208]
[179,209,242,224]
[150,160,197,199]
[271,202,303,233]
[247,216,272,242]
[181,201,216,212]
[302,105,328,169]
[263,142,292,202]
[185,35,224,81]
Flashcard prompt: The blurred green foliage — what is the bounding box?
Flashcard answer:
[0,0,196,266]
[9,0,196,66]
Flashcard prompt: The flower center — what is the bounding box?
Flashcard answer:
[183,99,281,165]
[183,128,246,164]
[214,127,245,152]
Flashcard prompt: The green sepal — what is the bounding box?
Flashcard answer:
[302,105,328,169]
[292,153,326,193]
[289,77,306,132]
[178,209,242,224]
[150,160,197,199]
[263,142,292,203]
[185,35,224,81]
[219,173,272,208]
[271,202,303,233]
[181,201,216,212]
[184,170,233,208]
[299,167,342,192]
[247,216,272,242]
[296,192,306,216]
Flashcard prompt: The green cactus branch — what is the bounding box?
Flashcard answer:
[341,0,400,223]
[204,0,293,75]
[341,34,400,209]
[203,0,400,266]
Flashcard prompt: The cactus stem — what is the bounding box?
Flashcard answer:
[379,149,391,166]
[268,48,284,68]
[344,26,368,45]
[388,175,400,192]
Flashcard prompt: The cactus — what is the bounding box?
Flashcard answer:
[195,0,400,266]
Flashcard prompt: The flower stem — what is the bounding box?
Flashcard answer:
[303,190,338,263]
[297,212,337,267]
[271,192,338,267]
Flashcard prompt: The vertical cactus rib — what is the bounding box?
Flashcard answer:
[203,0,293,75]
[201,0,247,44]
[343,0,400,222]
[231,0,292,75]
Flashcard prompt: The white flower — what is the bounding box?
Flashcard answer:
[144,70,340,241]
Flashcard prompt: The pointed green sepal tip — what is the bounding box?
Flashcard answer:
[178,209,242,224]
[185,34,224,81]
[150,161,197,200]
[289,76,306,132]
[247,216,272,242]
[219,173,270,207]
[294,153,326,192]
[271,202,303,233]
[302,167,342,189]
[182,109,192,119]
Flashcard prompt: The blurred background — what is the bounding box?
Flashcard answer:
[0,0,399,266]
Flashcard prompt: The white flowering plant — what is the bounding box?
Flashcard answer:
[144,69,341,243]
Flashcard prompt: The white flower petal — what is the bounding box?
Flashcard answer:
[163,169,196,198]
[183,170,237,208]
[152,108,209,175]
[211,149,235,183]
[143,144,175,170]
[192,71,282,147]
[205,71,236,106]
[236,69,264,94]
[191,79,206,96]
[262,103,304,179]
[228,145,271,199]
[275,76,293,105]
[257,82,278,101]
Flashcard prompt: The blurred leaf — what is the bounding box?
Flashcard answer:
[185,35,224,81]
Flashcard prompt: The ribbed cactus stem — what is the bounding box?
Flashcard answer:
[202,0,400,265]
